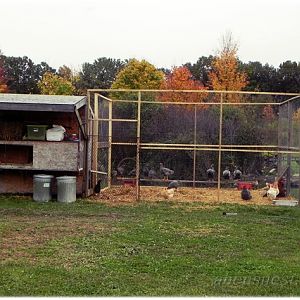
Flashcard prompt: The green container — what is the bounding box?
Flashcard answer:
[27,125,48,141]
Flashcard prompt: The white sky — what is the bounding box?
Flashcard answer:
[0,0,299,70]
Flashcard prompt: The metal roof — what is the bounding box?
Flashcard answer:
[0,94,87,112]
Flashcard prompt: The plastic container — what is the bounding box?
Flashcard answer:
[56,176,77,203]
[33,174,54,202]
[27,125,48,141]
[237,181,253,190]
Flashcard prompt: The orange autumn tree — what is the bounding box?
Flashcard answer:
[159,66,207,104]
[0,53,8,93]
[208,33,247,102]
[0,66,8,93]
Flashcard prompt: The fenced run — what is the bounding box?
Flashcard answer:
[86,89,300,203]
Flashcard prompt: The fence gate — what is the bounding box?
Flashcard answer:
[87,91,141,199]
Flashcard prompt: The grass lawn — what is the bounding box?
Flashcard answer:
[0,195,299,296]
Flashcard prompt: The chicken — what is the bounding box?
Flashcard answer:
[267,181,279,200]
[159,163,174,180]
[207,164,215,181]
[94,179,101,194]
[162,187,176,199]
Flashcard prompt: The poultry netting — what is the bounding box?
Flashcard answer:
[91,91,300,204]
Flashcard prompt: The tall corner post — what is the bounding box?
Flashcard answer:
[287,101,292,196]
[136,91,142,201]
[108,99,113,188]
[217,93,224,202]
[85,90,91,196]
[193,104,197,188]
[92,93,99,189]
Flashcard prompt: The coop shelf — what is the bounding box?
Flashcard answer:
[0,140,80,171]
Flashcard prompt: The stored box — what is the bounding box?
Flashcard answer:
[26,125,48,141]
[237,181,253,190]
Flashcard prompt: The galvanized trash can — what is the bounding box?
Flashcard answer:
[56,176,77,203]
[33,174,54,203]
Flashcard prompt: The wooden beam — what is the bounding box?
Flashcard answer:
[75,108,87,140]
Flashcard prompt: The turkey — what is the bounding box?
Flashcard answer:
[128,168,136,177]
[168,180,179,190]
[159,163,174,180]
[206,164,215,181]
[241,187,252,200]
[233,167,242,180]
[117,166,125,176]
[148,168,157,179]
[222,167,231,180]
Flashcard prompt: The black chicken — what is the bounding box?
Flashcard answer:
[94,179,101,194]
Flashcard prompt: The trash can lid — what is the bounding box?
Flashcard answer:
[56,176,77,181]
[34,174,54,179]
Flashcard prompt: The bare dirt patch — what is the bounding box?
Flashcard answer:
[0,214,114,262]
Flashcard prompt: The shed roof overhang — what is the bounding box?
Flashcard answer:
[0,94,87,112]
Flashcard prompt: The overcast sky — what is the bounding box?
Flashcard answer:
[1,0,299,70]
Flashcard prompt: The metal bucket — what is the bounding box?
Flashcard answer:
[56,176,77,203]
[33,174,54,203]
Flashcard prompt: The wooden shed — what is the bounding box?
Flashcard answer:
[0,93,91,196]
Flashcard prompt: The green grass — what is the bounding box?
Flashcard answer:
[0,195,299,296]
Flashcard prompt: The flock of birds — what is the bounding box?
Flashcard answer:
[96,161,281,201]
[115,162,246,182]
[206,164,243,181]
[113,162,175,180]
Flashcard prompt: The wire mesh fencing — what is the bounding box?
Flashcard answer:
[88,89,300,203]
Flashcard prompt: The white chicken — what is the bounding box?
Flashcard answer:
[267,181,279,200]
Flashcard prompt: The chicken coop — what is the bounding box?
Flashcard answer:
[0,94,90,196]
[87,89,300,204]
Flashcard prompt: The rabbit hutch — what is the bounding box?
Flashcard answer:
[0,93,91,196]
[87,89,300,205]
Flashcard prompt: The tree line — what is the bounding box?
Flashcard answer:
[0,36,299,95]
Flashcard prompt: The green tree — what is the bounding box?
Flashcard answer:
[185,55,214,87]
[277,60,300,93]
[0,55,55,93]
[241,61,277,92]
[111,59,164,90]
[77,57,125,92]
[38,72,75,95]
[58,65,81,95]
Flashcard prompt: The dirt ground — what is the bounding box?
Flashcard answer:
[90,185,295,206]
